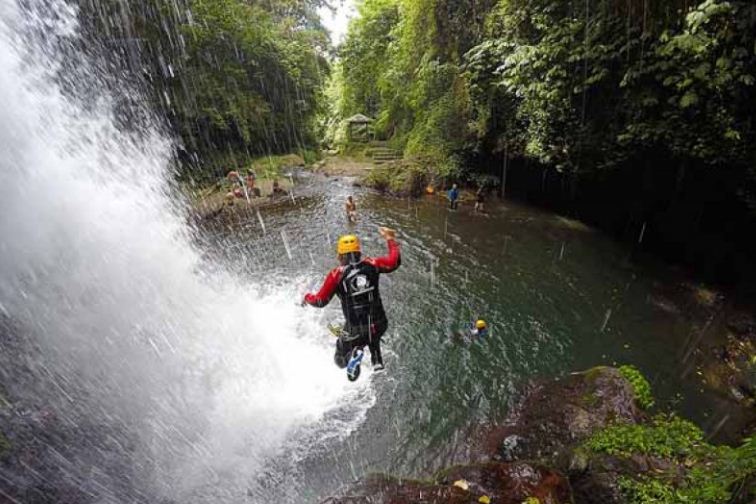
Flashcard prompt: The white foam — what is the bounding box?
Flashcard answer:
[0,1,374,501]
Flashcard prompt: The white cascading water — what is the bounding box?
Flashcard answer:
[0,1,371,502]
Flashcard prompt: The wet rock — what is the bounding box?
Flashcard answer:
[475,367,644,463]
[324,461,572,504]
[570,470,623,504]
[438,462,572,504]
[321,475,472,504]
[700,329,756,408]
[569,452,682,504]
[726,312,756,339]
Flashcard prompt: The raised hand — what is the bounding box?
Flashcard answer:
[378,226,396,241]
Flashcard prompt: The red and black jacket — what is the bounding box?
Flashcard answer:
[304,240,401,331]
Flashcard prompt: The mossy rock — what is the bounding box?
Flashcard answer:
[473,367,645,464]
[575,414,756,504]
[362,159,431,197]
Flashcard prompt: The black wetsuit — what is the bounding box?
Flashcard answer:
[304,240,401,369]
[333,259,389,367]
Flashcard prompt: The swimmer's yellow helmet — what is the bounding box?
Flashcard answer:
[337,235,361,255]
[476,319,487,330]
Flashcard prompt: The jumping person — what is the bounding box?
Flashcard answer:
[302,227,401,376]
[345,195,357,223]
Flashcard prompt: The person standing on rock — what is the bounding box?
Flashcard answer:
[302,227,401,379]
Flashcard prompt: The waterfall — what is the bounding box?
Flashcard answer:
[0,1,367,502]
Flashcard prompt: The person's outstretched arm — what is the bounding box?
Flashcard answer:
[370,227,401,273]
[303,268,341,307]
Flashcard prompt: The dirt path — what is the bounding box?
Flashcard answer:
[313,154,374,177]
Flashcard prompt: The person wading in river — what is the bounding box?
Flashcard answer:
[448,183,460,210]
[345,195,357,223]
[302,227,401,372]
[475,186,486,212]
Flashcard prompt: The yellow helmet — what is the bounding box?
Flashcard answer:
[476,319,487,330]
[337,235,361,255]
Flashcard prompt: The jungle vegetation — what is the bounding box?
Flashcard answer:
[77,0,756,282]
[333,0,756,284]
[77,0,330,179]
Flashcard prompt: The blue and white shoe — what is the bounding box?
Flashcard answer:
[346,349,364,382]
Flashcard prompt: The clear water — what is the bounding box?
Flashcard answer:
[198,179,747,502]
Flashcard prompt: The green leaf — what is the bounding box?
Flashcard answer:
[680,91,699,108]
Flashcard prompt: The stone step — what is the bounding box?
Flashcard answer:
[369,147,401,161]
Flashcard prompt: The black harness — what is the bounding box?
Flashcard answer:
[336,259,386,336]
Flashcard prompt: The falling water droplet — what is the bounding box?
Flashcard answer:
[281,230,292,260]
[638,222,647,244]
[600,308,612,332]
[429,254,436,287]
[559,241,566,261]
[256,208,266,234]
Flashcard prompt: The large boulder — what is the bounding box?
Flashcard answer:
[323,461,572,504]
[474,367,645,463]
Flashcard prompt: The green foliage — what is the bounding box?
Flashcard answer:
[618,365,655,409]
[464,0,756,196]
[335,0,493,177]
[621,0,756,167]
[81,0,330,179]
[338,0,399,121]
[363,160,431,196]
[618,477,678,503]
[340,0,756,198]
[301,149,320,165]
[249,153,306,179]
[586,414,704,459]
[586,417,756,503]
[175,0,328,176]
